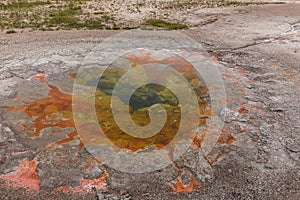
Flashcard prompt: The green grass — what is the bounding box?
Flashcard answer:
[219,1,285,7]
[0,0,51,10]
[146,19,188,30]
[94,11,105,15]
[47,5,105,29]
[6,29,17,34]
[102,15,111,22]
[48,6,82,28]
[1,0,284,32]
[84,19,103,29]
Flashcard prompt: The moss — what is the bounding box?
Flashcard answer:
[0,1,51,10]
[6,29,17,34]
[2,0,282,31]
[48,6,82,28]
[85,19,103,29]
[102,15,111,22]
[146,19,188,30]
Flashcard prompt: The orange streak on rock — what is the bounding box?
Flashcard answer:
[22,124,30,131]
[192,132,206,149]
[14,97,22,102]
[210,56,220,62]
[166,182,177,192]
[30,73,47,82]
[167,176,199,193]
[54,172,108,193]
[239,88,245,93]
[218,133,235,145]
[7,83,74,137]
[176,176,198,193]
[0,159,40,191]
[80,172,108,190]
[210,85,222,90]
[4,75,82,148]
[240,127,247,133]
[222,72,234,79]
[83,163,92,169]
[205,153,223,166]
[125,52,201,77]
[238,106,249,114]
[233,67,247,76]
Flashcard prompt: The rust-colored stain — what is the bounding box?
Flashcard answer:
[232,67,247,77]
[222,67,250,85]
[167,174,199,193]
[210,85,222,90]
[29,73,47,82]
[167,162,201,193]
[210,56,220,62]
[0,159,40,191]
[218,133,235,145]
[54,172,108,193]
[238,106,249,114]
[204,126,238,166]
[175,176,199,193]
[222,72,234,79]
[205,152,223,166]
[4,74,82,148]
[191,132,206,149]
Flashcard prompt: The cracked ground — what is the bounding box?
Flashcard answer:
[0,3,299,200]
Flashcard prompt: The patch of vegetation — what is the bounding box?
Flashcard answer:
[218,1,285,7]
[85,19,103,29]
[102,15,111,22]
[123,26,139,30]
[162,0,285,9]
[146,19,188,30]
[48,6,82,28]
[0,16,9,29]
[6,29,17,34]
[0,0,51,10]
[0,0,285,32]
[94,11,105,15]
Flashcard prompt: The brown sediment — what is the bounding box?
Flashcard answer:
[68,72,77,78]
[95,88,182,151]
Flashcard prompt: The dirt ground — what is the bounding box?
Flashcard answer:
[0,3,299,200]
